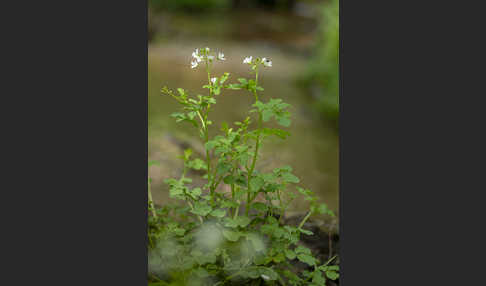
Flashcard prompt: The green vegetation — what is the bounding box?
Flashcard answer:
[148,48,339,285]
[303,0,339,125]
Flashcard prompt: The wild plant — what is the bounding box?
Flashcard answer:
[148,47,339,286]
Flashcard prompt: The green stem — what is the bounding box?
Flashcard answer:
[323,255,338,266]
[148,179,157,218]
[246,67,261,215]
[233,204,240,219]
[298,211,312,229]
[187,200,204,224]
[204,58,215,205]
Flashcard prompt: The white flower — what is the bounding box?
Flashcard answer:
[191,60,198,69]
[205,47,210,52]
[243,56,253,64]
[261,274,270,281]
[262,57,272,67]
[192,49,202,63]
[211,77,217,84]
[217,52,226,61]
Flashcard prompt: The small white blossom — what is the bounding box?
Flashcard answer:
[243,56,253,64]
[262,57,272,67]
[211,77,217,84]
[217,52,226,61]
[191,60,198,69]
[192,49,202,63]
[205,47,210,52]
[261,274,270,281]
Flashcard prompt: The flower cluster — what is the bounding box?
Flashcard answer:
[243,56,272,67]
[191,47,226,69]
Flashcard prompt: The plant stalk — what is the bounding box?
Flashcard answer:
[246,67,261,215]
[148,178,157,218]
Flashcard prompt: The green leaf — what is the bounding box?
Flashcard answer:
[220,200,239,209]
[194,252,217,265]
[312,271,327,285]
[299,228,314,235]
[236,216,251,227]
[272,252,286,263]
[173,228,186,236]
[222,229,242,242]
[223,217,239,228]
[191,201,212,216]
[205,140,218,151]
[277,116,291,127]
[285,249,296,260]
[148,160,159,167]
[192,267,210,278]
[252,202,268,212]
[186,158,207,170]
[295,246,312,255]
[325,270,339,280]
[189,187,202,199]
[184,149,193,160]
[249,177,265,191]
[262,110,273,122]
[238,266,279,281]
[281,173,300,183]
[223,175,235,184]
[210,208,226,218]
[216,162,232,175]
[320,265,339,271]
[168,186,184,198]
[297,254,317,266]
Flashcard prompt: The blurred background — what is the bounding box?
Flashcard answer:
[148,0,339,217]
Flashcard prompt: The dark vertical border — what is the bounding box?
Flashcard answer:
[2,0,147,284]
